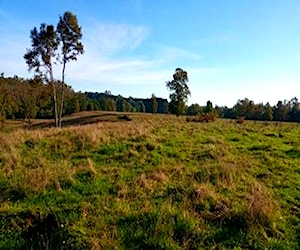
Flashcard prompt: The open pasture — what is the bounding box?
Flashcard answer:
[0,113,299,249]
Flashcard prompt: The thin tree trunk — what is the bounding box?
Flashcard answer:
[50,66,58,127]
[58,60,66,128]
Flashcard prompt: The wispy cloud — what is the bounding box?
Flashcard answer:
[67,21,207,88]
[84,22,148,57]
[155,45,202,61]
[66,21,159,85]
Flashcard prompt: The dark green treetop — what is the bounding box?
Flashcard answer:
[166,68,191,116]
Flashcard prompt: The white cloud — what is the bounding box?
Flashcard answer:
[84,22,148,57]
[66,21,209,89]
[67,55,170,88]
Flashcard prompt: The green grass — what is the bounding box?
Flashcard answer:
[0,114,299,249]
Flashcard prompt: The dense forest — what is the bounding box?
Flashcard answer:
[0,74,299,123]
[0,75,169,122]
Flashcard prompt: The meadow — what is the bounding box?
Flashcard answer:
[0,112,299,249]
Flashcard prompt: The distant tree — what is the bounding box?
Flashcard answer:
[221,106,234,119]
[116,96,123,112]
[139,101,145,113]
[233,98,256,119]
[204,100,214,114]
[104,90,112,95]
[57,11,84,127]
[262,102,273,121]
[0,76,22,121]
[274,101,289,121]
[92,100,100,111]
[253,103,264,120]
[128,97,139,112]
[73,97,80,113]
[107,98,116,111]
[77,92,89,111]
[214,105,223,117]
[166,68,190,116]
[289,97,300,122]
[59,84,79,115]
[151,93,158,114]
[123,99,132,112]
[162,100,169,114]
[0,83,13,122]
[19,81,39,123]
[187,103,202,116]
[87,102,94,111]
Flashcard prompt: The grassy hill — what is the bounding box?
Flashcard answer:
[0,112,299,249]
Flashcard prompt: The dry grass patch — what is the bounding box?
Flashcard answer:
[246,181,277,228]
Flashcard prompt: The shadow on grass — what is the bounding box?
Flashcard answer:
[26,112,132,130]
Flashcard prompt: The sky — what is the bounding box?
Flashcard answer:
[0,0,300,107]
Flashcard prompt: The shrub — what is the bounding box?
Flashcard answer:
[186,114,215,123]
[236,117,245,124]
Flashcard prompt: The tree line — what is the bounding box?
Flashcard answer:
[0,75,169,123]
[0,75,79,123]
[1,73,299,123]
[185,98,300,122]
[83,92,168,113]
[217,97,300,122]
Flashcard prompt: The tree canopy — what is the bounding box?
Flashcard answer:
[166,68,191,116]
[24,11,84,127]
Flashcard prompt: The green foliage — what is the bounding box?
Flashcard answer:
[0,76,79,121]
[187,103,202,116]
[151,93,158,114]
[222,97,300,122]
[0,78,19,121]
[24,24,58,78]
[166,68,191,116]
[84,92,168,114]
[24,11,84,128]
[57,12,84,63]
[57,11,84,127]
[204,100,214,114]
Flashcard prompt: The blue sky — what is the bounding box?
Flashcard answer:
[0,0,300,106]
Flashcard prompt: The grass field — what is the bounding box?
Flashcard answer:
[0,112,299,249]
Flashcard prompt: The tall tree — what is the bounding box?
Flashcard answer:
[166,68,190,116]
[24,24,59,126]
[57,11,84,127]
[24,11,84,128]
